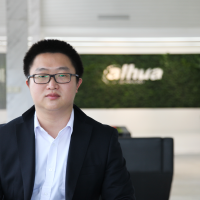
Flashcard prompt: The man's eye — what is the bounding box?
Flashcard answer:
[58,74,67,77]
[38,75,49,78]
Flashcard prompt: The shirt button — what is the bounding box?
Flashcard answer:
[49,168,53,171]
[44,192,48,195]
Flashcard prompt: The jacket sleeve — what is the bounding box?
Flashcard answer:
[101,129,136,200]
[0,147,4,199]
[0,125,5,199]
[0,181,3,199]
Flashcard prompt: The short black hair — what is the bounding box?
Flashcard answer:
[23,39,84,81]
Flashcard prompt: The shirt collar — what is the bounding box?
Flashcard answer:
[34,109,74,137]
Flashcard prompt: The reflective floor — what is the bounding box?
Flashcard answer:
[170,154,200,200]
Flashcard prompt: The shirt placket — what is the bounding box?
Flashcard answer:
[40,138,59,200]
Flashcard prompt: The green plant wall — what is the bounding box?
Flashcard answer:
[74,54,200,108]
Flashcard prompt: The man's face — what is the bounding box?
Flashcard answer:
[26,53,82,112]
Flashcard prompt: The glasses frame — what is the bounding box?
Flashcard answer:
[27,73,79,84]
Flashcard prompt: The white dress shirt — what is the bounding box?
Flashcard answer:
[31,109,74,200]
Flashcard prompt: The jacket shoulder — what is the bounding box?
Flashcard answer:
[0,116,23,136]
[85,113,118,140]
[74,104,117,136]
[86,115,113,130]
[0,105,35,135]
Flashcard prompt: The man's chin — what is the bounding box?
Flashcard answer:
[35,102,73,113]
[45,105,72,112]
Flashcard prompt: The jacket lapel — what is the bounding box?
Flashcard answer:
[15,105,92,200]
[65,105,93,200]
[16,106,35,200]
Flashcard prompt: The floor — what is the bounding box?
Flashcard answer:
[170,154,200,200]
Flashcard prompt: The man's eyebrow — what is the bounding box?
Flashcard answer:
[35,67,49,72]
[57,66,70,71]
[35,66,70,72]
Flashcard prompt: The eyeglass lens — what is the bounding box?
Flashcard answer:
[34,74,71,83]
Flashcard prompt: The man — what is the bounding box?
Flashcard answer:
[0,40,135,200]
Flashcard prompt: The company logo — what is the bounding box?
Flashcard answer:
[102,64,163,84]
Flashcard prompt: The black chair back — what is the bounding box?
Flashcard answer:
[119,137,174,200]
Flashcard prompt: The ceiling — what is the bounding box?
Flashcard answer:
[0,0,200,53]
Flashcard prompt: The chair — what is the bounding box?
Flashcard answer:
[119,137,174,200]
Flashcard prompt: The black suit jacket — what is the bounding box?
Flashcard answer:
[0,105,135,200]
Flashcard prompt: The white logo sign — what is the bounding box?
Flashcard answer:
[102,64,163,84]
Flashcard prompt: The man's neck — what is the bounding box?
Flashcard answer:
[35,106,73,139]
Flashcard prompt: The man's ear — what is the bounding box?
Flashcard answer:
[26,79,29,88]
[76,78,82,93]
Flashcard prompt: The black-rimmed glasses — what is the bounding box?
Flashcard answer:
[27,73,79,84]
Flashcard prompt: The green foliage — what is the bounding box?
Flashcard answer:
[74,54,200,108]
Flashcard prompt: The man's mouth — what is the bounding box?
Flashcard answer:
[46,93,60,100]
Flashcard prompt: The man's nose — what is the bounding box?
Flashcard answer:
[47,76,58,89]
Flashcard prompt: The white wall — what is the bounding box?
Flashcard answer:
[82,108,200,155]
[1,108,200,154]
[0,109,6,124]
